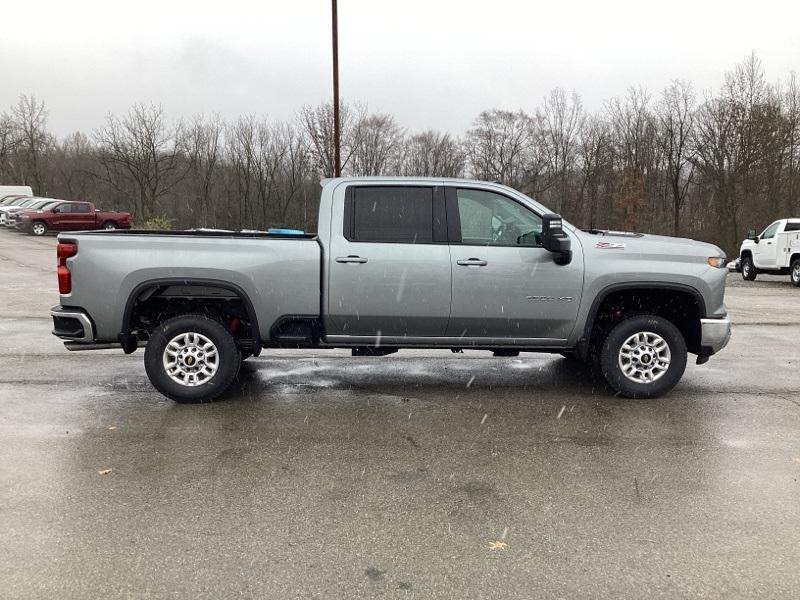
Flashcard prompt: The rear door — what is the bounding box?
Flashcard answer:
[68,203,96,229]
[326,184,451,339]
[445,186,583,342]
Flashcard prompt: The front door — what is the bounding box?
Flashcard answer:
[326,185,452,339]
[753,220,780,268]
[445,187,583,342]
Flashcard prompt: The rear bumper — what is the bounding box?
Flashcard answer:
[50,305,95,343]
[700,315,731,355]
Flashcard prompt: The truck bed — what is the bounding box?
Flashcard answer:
[60,229,322,343]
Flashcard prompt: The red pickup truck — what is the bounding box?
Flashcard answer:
[17,201,131,236]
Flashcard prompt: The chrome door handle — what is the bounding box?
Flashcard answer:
[336,255,368,264]
[457,258,488,266]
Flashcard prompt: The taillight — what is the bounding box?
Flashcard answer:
[57,241,77,294]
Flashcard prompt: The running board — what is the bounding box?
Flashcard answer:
[64,341,146,351]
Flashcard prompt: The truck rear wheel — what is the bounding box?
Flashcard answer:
[599,315,687,399]
[791,258,800,287]
[741,256,757,281]
[144,314,241,403]
[102,221,118,230]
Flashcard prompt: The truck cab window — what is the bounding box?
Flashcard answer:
[349,186,434,243]
[761,221,780,239]
[455,189,542,246]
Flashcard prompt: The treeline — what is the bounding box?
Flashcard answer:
[0,53,797,255]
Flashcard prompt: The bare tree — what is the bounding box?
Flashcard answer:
[185,114,223,227]
[350,112,405,176]
[94,104,187,219]
[402,130,465,177]
[605,88,660,230]
[537,88,584,213]
[0,112,17,182]
[577,116,611,229]
[657,80,697,235]
[299,101,365,177]
[464,109,540,192]
[51,131,97,200]
[11,95,51,193]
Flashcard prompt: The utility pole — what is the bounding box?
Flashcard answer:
[331,0,341,177]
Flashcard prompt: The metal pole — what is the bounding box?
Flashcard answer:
[332,0,341,177]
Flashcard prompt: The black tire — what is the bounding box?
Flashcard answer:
[599,315,687,399]
[102,221,118,230]
[30,220,47,236]
[791,258,800,288]
[144,314,241,403]
[741,256,757,281]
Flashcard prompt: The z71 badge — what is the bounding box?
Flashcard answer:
[595,241,626,249]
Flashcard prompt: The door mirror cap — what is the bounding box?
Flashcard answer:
[51,207,60,213]
[540,213,572,264]
[746,229,756,240]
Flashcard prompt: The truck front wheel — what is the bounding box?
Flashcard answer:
[144,314,241,403]
[599,315,687,399]
[741,256,757,281]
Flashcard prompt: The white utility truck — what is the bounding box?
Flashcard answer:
[740,218,800,286]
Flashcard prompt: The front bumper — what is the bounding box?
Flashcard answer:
[51,305,95,343]
[700,315,731,355]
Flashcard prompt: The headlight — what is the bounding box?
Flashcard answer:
[707,257,727,268]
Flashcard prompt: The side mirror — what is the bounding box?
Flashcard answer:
[540,213,572,265]
[746,229,756,240]
[51,207,60,213]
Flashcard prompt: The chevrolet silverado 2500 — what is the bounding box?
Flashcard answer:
[51,177,731,402]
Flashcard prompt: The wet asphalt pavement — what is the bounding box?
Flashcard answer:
[1,230,799,599]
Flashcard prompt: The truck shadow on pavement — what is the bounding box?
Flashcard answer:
[222,355,614,403]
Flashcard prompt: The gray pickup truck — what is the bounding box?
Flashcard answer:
[51,177,731,402]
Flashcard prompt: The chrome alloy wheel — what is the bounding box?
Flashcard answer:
[617,331,671,384]
[793,262,800,284]
[32,222,46,235]
[162,332,219,387]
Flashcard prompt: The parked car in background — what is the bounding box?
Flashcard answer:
[740,218,800,287]
[7,199,63,229]
[0,195,30,206]
[0,198,41,225]
[4,199,62,227]
[0,185,33,202]
[17,201,131,236]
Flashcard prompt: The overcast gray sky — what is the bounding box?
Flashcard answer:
[2,0,799,136]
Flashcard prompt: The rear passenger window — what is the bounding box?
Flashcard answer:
[785,222,800,232]
[73,203,91,213]
[348,187,434,243]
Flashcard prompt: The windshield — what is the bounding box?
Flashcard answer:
[23,200,51,210]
